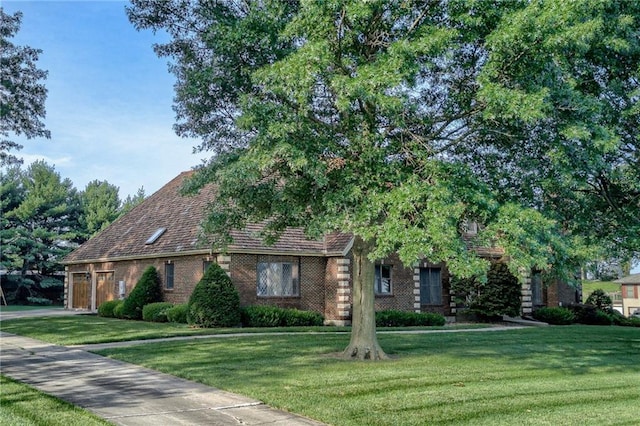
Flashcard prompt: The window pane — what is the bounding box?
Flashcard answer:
[165,263,174,289]
[531,273,543,305]
[375,265,392,294]
[625,285,634,298]
[257,262,298,296]
[420,268,441,305]
[430,269,441,304]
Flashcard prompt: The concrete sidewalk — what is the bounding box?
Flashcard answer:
[0,332,324,425]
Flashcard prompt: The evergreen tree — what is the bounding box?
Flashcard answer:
[0,9,50,166]
[80,180,121,237]
[1,161,81,277]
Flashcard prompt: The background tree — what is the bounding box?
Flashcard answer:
[0,161,80,302]
[80,179,121,237]
[119,186,146,215]
[460,0,640,271]
[0,8,50,166]
[1,161,80,276]
[128,0,639,359]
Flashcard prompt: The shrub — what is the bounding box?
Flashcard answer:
[593,310,614,325]
[142,302,174,322]
[585,289,613,311]
[120,266,163,320]
[451,262,521,320]
[532,307,575,325]
[166,303,188,323]
[188,263,241,328]
[375,310,446,327]
[568,304,613,325]
[241,305,283,327]
[610,310,632,327]
[282,308,324,326]
[113,301,126,318]
[98,300,122,318]
[240,305,325,327]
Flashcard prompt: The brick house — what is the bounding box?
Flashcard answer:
[61,171,577,324]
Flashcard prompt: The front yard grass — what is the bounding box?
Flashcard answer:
[0,375,111,426]
[94,326,640,425]
[0,315,486,346]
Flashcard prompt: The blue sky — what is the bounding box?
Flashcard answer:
[3,0,203,198]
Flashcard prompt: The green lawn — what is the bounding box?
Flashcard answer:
[3,316,639,425]
[0,375,111,426]
[93,326,640,426]
[0,315,486,346]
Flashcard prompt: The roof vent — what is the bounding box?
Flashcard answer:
[145,227,166,245]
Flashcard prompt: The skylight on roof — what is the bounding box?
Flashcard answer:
[145,228,166,245]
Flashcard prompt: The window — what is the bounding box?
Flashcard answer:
[420,267,442,305]
[257,262,299,296]
[625,285,635,299]
[531,272,544,306]
[375,265,392,295]
[145,228,166,245]
[165,262,174,290]
[203,260,213,274]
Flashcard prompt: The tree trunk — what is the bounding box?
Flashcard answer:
[342,235,388,360]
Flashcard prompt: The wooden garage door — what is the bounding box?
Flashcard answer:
[96,272,115,308]
[72,273,90,309]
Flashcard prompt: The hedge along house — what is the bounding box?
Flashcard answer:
[61,171,578,324]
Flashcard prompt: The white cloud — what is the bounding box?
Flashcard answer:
[21,153,73,168]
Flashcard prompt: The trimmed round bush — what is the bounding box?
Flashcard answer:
[98,300,122,318]
[187,263,241,328]
[166,303,188,323]
[375,310,446,327]
[142,302,174,322]
[532,307,575,325]
[113,300,125,319]
[120,266,163,320]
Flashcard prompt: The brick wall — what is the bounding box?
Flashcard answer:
[545,278,580,307]
[65,254,214,309]
[229,253,326,313]
[374,253,415,312]
[66,251,454,319]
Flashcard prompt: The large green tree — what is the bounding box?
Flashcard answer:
[128,0,639,359]
[0,8,50,166]
[1,161,81,277]
[80,179,121,238]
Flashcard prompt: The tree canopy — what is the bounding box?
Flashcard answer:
[128,0,640,358]
[0,8,50,166]
[0,161,80,277]
[80,180,121,238]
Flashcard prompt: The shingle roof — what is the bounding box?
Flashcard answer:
[614,273,640,284]
[62,172,353,264]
